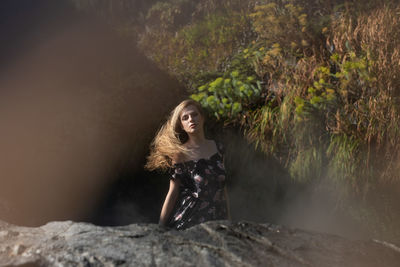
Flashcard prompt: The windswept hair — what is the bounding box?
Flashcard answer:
[145,99,204,171]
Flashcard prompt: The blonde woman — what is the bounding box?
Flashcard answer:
[146,99,229,230]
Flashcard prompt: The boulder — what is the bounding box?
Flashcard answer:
[0,220,399,266]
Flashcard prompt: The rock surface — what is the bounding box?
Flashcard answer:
[0,220,399,267]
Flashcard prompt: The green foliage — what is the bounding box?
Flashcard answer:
[191,69,261,120]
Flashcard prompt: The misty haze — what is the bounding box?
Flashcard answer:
[1,1,400,266]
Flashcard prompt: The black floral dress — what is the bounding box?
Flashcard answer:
[167,141,228,230]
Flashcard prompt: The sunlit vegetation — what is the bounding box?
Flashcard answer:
[70,0,400,241]
[152,0,400,190]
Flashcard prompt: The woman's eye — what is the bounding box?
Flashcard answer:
[181,115,188,121]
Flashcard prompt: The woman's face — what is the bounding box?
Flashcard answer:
[179,105,204,135]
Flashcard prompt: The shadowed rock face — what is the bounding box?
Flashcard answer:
[0,0,185,226]
[0,220,399,267]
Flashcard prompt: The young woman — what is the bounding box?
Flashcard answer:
[145,99,229,230]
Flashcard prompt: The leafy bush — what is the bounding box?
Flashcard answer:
[191,70,262,120]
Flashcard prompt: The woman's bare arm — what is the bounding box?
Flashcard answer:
[159,179,180,226]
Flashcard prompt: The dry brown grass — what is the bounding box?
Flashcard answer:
[328,4,400,182]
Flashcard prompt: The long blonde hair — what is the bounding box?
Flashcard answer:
[145,99,205,171]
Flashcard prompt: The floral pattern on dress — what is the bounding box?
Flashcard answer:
[167,141,228,230]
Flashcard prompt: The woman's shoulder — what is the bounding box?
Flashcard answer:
[169,153,188,178]
[169,153,191,176]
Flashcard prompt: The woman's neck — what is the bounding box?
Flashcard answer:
[186,132,206,148]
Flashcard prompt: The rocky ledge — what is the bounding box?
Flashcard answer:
[0,220,399,267]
